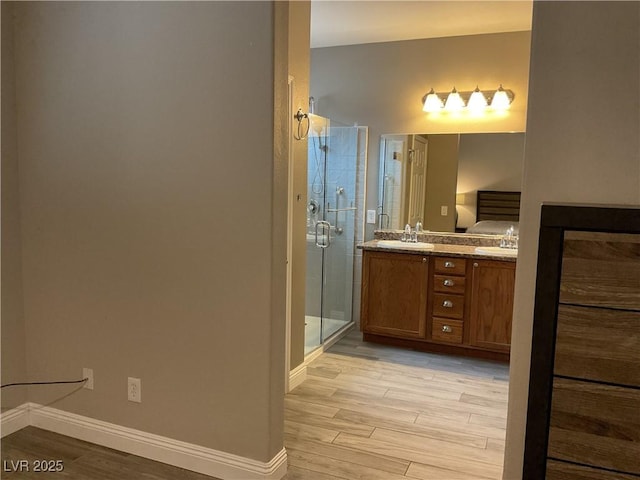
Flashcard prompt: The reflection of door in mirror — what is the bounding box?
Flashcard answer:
[407,135,427,227]
[379,134,428,230]
[379,135,405,230]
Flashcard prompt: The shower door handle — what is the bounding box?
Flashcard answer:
[315,221,331,248]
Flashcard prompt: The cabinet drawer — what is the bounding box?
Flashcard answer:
[432,318,463,344]
[432,293,464,319]
[548,377,640,475]
[433,274,466,294]
[554,304,640,387]
[546,459,639,480]
[560,231,640,310]
[434,257,466,276]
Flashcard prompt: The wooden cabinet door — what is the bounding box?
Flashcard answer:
[469,260,515,352]
[361,250,429,339]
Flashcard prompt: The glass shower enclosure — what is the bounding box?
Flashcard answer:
[305,114,358,355]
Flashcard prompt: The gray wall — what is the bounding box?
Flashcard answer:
[1,1,27,410]
[457,133,525,229]
[503,1,640,477]
[287,1,311,372]
[3,1,286,463]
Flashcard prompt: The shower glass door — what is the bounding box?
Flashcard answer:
[305,114,358,355]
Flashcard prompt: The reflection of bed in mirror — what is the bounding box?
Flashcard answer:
[465,190,521,235]
[377,132,525,234]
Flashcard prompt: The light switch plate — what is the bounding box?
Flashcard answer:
[366,209,377,224]
[441,206,448,216]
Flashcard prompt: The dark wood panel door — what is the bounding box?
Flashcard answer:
[361,251,429,339]
[469,260,515,352]
[546,459,639,480]
[548,378,640,475]
[560,231,640,310]
[554,304,640,387]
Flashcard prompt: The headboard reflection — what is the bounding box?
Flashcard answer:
[476,190,521,222]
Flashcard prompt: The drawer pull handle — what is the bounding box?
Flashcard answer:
[443,279,455,287]
[442,300,453,308]
[444,261,455,268]
[442,325,453,333]
[422,257,427,263]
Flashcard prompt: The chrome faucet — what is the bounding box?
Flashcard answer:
[500,226,518,249]
[402,224,419,243]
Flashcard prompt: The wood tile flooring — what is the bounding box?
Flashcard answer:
[0,426,219,479]
[1,330,509,479]
[282,329,509,480]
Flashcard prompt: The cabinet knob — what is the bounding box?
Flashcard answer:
[422,257,427,263]
[442,300,453,308]
[473,262,479,268]
[443,279,455,287]
[444,261,455,268]
[442,325,453,333]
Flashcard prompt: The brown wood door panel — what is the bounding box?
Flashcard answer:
[554,304,640,387]
[548,378,640,475]
[560,231,640,310]
[546,460,640,480]
[361,251,428,338]
[469,260,514,352]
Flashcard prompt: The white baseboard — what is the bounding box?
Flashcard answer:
[2,403,287,480]
[288,362,307,392]
[0,403,30,438]
[288,323,355,392]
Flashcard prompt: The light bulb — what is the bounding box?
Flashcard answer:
[467,86,488,113]
[422,88,444,112]
[491,84,511,110]
[444,87,465,112]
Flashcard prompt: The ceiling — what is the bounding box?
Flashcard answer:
[311,1,533,48]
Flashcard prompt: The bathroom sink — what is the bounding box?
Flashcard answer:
[377,240,435,250]
[475,246,518,257]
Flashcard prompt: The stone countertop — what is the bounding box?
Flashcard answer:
[374,229,503,246]
[358,240,518,262]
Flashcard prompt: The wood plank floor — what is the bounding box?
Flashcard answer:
[0,426,220,479]
[1,330,509,479]
[282,329,509,480]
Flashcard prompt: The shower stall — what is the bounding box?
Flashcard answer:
[305,114,361,355]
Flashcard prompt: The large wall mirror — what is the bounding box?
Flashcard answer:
[378,132,525,233]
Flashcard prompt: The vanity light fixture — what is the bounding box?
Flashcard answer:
[422,85,514,114]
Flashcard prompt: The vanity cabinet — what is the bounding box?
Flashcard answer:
[361,249,515,361]
[360,250,429,339]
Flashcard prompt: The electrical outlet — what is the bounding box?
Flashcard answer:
[128,377,141,403]
[82,368,94,390]
[366,209,377,224]
[440,205,448,216]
